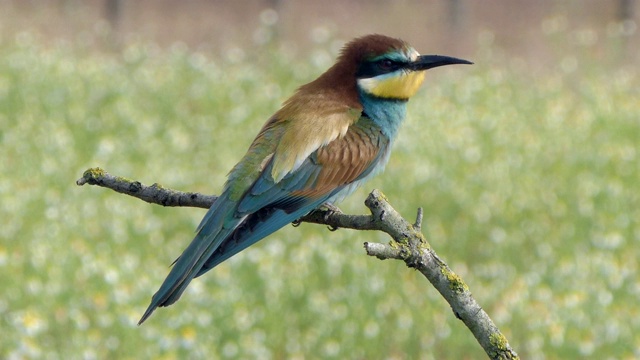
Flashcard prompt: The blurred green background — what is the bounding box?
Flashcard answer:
[1,1,639,359]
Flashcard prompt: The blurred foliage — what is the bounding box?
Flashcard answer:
[0,31,639,359]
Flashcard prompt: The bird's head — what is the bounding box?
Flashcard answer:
[337,34,472,101]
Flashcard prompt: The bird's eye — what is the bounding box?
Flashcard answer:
[378,59,394,70]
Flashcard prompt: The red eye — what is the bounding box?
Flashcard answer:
[379,59,394,70]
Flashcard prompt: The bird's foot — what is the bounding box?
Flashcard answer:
[317,203,342,214]
[317,203,342,231]
[291,203,342,230]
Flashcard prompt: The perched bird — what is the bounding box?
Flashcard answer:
[139,34,471,324]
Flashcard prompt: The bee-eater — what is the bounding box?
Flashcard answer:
[139,34,471,324]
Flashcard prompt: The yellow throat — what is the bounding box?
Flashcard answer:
[357,70,426,100]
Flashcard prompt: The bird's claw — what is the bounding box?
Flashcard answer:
[318,203,342,231]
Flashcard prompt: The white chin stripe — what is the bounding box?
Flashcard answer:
[357,77,379,95]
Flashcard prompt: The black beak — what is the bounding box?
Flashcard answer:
[410,55,473,71]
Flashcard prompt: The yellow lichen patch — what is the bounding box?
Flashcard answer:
[441,267,469,293]
[83,167,106,179]
[410,229,430,250]
[489,332,508,350]
[373,189,389,203]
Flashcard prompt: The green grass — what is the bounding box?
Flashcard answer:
[1,34,639,359]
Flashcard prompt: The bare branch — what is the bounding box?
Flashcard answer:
[76,167,519,359]
[76,167,216,208]
[414,207,424,232]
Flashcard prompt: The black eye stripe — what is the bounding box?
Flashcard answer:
[356,58,406,79]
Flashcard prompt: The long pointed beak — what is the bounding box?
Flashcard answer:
[410,55,473,71]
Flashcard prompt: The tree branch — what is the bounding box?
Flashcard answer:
[76,167,519,359]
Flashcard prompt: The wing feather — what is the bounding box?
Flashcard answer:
[270,92,362,182]
[284,117,385,198]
